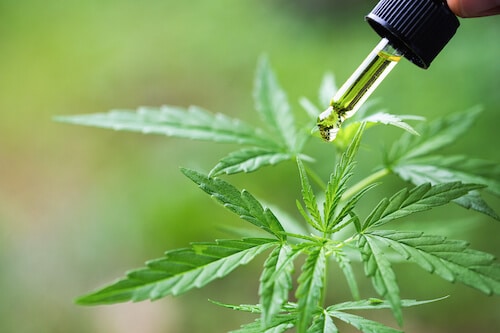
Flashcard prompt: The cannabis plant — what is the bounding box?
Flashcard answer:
[57,57,500,332]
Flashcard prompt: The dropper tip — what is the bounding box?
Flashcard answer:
[317,106,342,142]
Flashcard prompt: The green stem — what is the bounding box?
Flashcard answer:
[342,167,390,201]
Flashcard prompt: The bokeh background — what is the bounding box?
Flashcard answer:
[1,0,499,332]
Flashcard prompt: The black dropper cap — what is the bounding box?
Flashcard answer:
[366,0,460,69]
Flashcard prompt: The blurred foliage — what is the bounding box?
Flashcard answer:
[0,1,498,332]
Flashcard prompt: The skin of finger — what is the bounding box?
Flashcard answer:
[447,0,500,17]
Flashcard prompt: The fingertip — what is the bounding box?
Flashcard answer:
[447,0,500,18]
[446,0,466,18]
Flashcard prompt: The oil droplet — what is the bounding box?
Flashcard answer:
[317,106,343,142]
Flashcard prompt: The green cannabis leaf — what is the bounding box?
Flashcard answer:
[210,301,296,332]
[362,112,424,136]
[308,312,338,333]
[358,234,403,325]
[297,123,375,235]
[323,123,364,231]
[362,182,484,230]
[65,59,500,333]
[319,73,337,108]
[259,244,295,326]
[368,230,500,295]
[56,105,277,147]
[296,158,323,232]
[332,250,360,301]
[333,112,424,151]
[57,57,314,178]
[326,297,447,311]
[394,155,500,197]
[392,155,500,220]
[76,238,277,305]
[385,107,499,219]
[182,168,286,240]
[254,56,299,152]
[210,148,297,176]
[295,246,327,333]
[328,311,401,333]
[207,55,312,176]
[231,314,295,333]
[386,107,482,163]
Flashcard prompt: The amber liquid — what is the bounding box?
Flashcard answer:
[317,39,402,142]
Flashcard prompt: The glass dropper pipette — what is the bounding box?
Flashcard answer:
[317,38,402,141]
[317,0,460,142]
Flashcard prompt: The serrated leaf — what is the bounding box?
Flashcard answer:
[362,112,424,136]
[209,300,262,313]
[231,315,295,333]
[323,123,365,231]
[260,244,295,326]
[297,200,321,233]
[210,301,298,314]
[331,183,379,231]
[300,73,337,124]
[359,235,402,325]
[300,97,321,120]
[327,296,447,311]
[386,107,482,163]
[182,168,285,240]
[308,312,338,333]
[406,155,500,195]
[329,311,401,333]
[350,212,362,233]
[76,238,277,305]
[393,155,500,220]
[210,148,294,176]
[332,122,362,151]
[295,247,326,333]
[254,56,297,151]
[56,105,278,148]
[319,73,337,107]
[297,158,323,231]
[332,250,360,300]
[370,230,500,295]
[296,247,327,333]
[331,107,420,150]
[363,182,484,230]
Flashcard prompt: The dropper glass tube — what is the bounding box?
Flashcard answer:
[317,38,403,141]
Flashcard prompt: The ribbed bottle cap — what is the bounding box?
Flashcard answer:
[366,0,460,69]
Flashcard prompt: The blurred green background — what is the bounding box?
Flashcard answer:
[1,0,498,332]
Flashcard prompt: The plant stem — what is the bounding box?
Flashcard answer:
[342,167,390,201]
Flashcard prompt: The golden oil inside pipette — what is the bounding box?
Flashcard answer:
[317,38,402,142]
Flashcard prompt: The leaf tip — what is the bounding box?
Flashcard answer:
[74,293,99,306]
[52,115,67,123]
